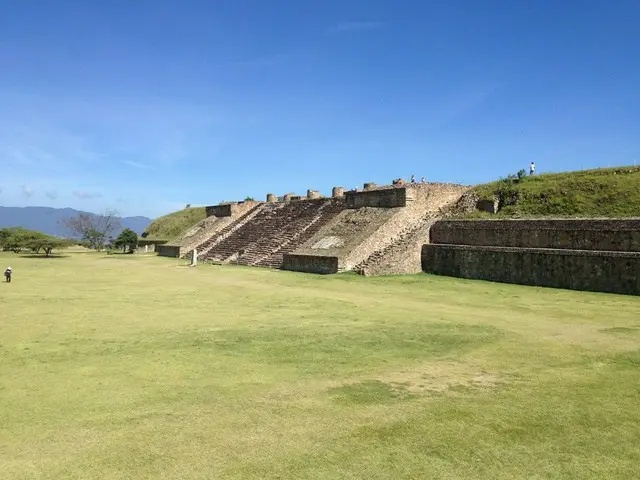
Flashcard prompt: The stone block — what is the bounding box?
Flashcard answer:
[282,254,339,274]
[422,243,640,296]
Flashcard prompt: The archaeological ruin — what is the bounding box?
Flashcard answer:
[157,183,640,295]
[422,219,640,295]
[157,182,467,274]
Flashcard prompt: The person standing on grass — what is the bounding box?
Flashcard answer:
[530,162,536,175]
[4,266,12,283]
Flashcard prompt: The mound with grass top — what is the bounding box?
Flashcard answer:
[463,165,640,218]
[142,206,206,242]
[145,166,640,248]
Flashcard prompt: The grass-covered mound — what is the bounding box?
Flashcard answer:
[469,165,640,217]
[142,206,206,242]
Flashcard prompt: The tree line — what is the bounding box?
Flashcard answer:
[1,210,140,256]
[0,228,72,256]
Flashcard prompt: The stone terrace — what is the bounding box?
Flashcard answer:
[160,181,469,275]
[202,198,346,268]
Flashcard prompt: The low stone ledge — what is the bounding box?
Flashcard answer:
[421,244,640,295]
[282,253,339,274]
[156,245,182,258]
[345,187,407,208]
[430,219,640,252]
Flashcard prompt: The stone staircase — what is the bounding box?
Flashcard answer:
[189,203,266,259]
[201,199,346,269]
[230,202,319,265]
[254,199,345,268]
[203,201,316,264]
[354,212,440,275]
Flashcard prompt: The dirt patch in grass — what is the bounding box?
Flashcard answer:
[375,361,505,396]
[328,361,507,404]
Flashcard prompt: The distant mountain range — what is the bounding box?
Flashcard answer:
[0,206,152,238]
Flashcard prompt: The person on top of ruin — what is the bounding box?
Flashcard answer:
[4,266,12,283]
[410,175,415,183]
[530,162,536,175]
[421,176,426,183]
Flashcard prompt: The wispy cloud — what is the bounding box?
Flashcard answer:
[231,52,292,68]
[227,50,312,72]
[122,160,155,170]
[327,21,385,34]
[0,92,223,175]
[423,82,505,130]
[21,185,34,198]
[73,190,102,199]
[0,128,105,200]
[45,190,58,200]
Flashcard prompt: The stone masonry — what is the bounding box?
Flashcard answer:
[422,219,640,295]
[159,182,468,274]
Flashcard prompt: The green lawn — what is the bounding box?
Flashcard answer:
[142,206,207,243]
[468,165,640,217]
[1,252,639,479]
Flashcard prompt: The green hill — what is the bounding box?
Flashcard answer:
[466,165,640,218]
[142,207,206,241]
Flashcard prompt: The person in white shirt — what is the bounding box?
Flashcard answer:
[530,162,536,175]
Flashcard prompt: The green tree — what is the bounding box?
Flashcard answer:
[27,234,72,257]
[114,228,138,253]
[0,228,11,248]
[0,227,34,253]
[0,228,70,256]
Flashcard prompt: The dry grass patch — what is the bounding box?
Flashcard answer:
[376,361,505,396]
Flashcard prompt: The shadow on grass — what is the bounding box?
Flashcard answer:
[99,253,146,260]
[18,254,70,259]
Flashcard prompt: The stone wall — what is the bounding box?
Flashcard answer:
[293,207,399,270]
[432,219,640,252]
[291,183,467,273]
[423,218,640,295]
[205,204,234,217]
[138,239,168,247]
[358,217,438,276]
[157,202,260,258]
[282,253,339,274]
[159,182,468,273]
[343,183,467,270]
[345,187,407,209]
[196,199,345,268]
[156,245,181,258]
[422,244,640,295]
[206,201,260,218]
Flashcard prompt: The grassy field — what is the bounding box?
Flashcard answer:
[1,252,639,479]
[468,165,640,217]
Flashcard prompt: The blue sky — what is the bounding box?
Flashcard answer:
[1,0,639,218]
